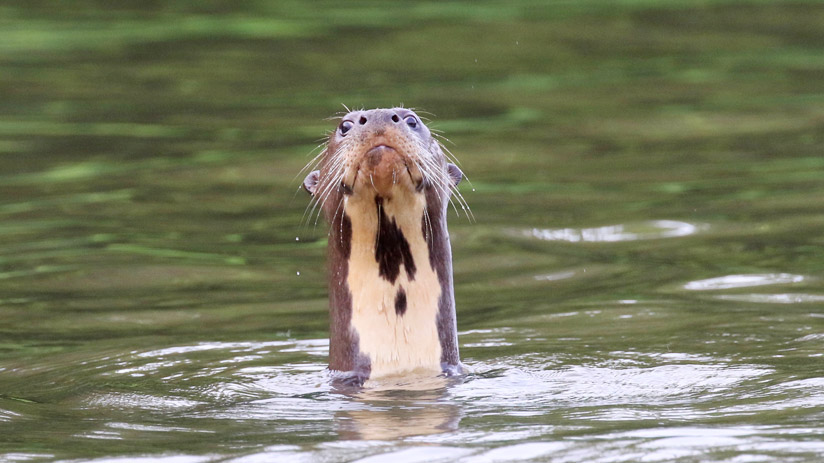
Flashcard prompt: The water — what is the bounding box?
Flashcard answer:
[2,1,824,461]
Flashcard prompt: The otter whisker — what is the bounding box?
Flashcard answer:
[416,155,451,191]
[374,197,382,250]
[451,187,475,222]
[422,204,433,244]
[419,157,473,222]
[330,194,346,246]
[303,160,347,229]
[436,139,462,167]
[416,138,474,222]
[369,173,378,193]
[446,192,461,218]
[310,169,346,227]
[339,196,348,248]
[294,144,331,183]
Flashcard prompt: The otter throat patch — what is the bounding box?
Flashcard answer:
[344,190,443,377]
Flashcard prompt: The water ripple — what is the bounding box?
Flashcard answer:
[527,220,702,243]
[714,293,824,304]
[26,337,819,463]
[684,273,806,290]
[454,360,771,414]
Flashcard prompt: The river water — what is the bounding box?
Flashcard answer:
[2,2,824,462]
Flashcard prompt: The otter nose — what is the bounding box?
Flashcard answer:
[357,110,402,127]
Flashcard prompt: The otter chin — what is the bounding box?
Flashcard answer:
[302,107,465,385]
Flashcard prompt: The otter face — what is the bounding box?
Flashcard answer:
[303,108,462,209]
[302,108,465,381]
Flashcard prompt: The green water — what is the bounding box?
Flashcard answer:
[2,1,824,461]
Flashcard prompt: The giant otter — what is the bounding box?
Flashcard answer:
[303,107,465,385]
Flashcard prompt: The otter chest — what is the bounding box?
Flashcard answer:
[344,193,443,377]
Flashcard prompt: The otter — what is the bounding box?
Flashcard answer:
[302,107,466,385]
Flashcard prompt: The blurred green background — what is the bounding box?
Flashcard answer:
[1,1,824,461]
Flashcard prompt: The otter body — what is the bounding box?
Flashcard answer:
[303,108,464,384]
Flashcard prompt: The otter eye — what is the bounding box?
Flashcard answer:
[339,120,354,136]
[404,115,418,129]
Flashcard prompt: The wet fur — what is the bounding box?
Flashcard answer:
[302,108,467,384]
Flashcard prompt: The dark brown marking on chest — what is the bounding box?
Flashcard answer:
[394,287,407,316]
[374,197,416,284]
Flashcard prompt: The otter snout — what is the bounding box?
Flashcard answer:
[303,107,461,203]
[335,116,425,198]
[355,144,421,197]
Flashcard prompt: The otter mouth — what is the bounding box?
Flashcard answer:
[340,144,425,196]
[367,144,395,156]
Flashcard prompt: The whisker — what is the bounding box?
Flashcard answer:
[412,138,474,223]
[293,145,329,183]
[302,159,346,229]
[330,193,346,236]
[437,140,462,166]
[309,168,346,227]
[451,184,475,222]
[339,196,348,247]
[375,197,382,249]
[423,203,434,244]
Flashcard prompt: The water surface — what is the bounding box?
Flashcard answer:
[2,1,824,462]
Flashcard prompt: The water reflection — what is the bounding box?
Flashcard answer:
[351,447,475,463]
[4,333,822,463]
[88,393,204,412]
[90,340,462,442]
[88,339,778,424]
[715,293,824,304]
[76,456,212,463]
[339,379,462,440]
[454,359,772,418]
[533,270,576,282]
[683,273,806,291]
[528,220,702,243]
[591,426,824,463]
[460,443,566,463]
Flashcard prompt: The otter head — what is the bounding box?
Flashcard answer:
[303,108,462,208]
[303,107,465,385]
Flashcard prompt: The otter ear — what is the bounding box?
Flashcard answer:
[303,170,320,196]
[447,163,463,187]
